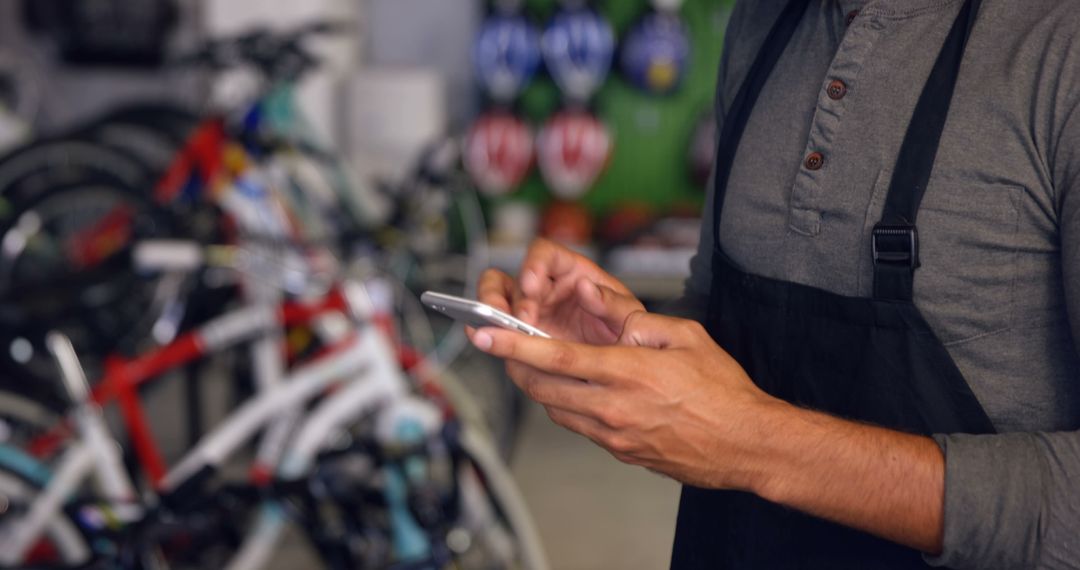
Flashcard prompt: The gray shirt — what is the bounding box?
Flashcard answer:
[677,0,1080,567]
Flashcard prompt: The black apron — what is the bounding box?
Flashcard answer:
[671,0,996,568]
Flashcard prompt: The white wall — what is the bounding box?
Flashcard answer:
[364,0,480,129]
[0,0,205,133]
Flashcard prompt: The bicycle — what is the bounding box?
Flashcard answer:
[0,259,546,568]
[0,23,543,569]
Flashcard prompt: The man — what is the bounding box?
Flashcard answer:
[470,0,1080,568]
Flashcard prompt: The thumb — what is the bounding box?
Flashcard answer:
[576,278,645,335]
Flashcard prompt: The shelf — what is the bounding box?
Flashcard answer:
[485,244,691,300]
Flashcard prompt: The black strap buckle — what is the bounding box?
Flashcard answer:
[872,224,920,269]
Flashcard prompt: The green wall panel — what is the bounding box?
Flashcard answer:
[498,0,734,218]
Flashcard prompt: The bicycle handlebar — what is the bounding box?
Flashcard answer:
[171,21,353,81]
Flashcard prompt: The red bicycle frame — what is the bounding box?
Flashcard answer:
[30,287,350,488]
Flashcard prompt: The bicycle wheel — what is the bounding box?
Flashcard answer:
[251,417,546,570]
[0,388,64,459]
[0,442,246,570]
[0,136,153,204]
[0,175,180,381]
[85,103,199,144]
[450,423,548,570]
[78,103,200,179]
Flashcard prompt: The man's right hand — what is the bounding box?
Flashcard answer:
[475,238,644,345]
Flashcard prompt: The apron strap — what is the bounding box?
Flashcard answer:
[873,0,982,301]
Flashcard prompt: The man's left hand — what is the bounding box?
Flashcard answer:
[470,311,789,492]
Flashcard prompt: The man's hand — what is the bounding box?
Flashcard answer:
[474,238,644,345]
[472,310,786,491]
[470,310,949,554]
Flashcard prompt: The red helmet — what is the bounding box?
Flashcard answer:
[463,111,535,196]
[536,110,613,200]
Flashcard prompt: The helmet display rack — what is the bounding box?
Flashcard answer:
[471,0,732,220]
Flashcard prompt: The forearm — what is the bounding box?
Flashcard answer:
[747,401,946,554]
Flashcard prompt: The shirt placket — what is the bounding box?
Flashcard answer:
[783,8,888,279]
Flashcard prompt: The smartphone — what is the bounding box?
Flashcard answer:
[421,291,552,339]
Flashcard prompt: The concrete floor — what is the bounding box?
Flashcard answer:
[511,403,681,570]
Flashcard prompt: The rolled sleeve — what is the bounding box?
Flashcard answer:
[926,432,1080,569]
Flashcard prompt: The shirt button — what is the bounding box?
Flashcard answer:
[845,10,859,25]
[804,152,824,171]
[826,79,847,100]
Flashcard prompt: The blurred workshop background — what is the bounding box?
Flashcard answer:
[0,0,732,568]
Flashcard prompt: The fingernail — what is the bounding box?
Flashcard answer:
[473,331,493,351]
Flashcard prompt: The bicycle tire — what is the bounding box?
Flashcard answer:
[231,419,547,570]
[0,387,65,456]
[78,104,200,176]
[0,174,181,381]
[0,137,153,203]
[84,104,200,143]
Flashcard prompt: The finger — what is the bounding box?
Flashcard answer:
[504,361,606,414]
[545,406,645,465]
[520,238,633,300]
[514,240,578,321]
[472,327,625,384]
[516,271,578,323]
[575,279,645,335]
[545,405,643,464]
[514,293,541,323]
[477,268,515,313]
[518,238,582,300]
[543,405,615,446]
[516,238,636,323]
[617,312,708,349]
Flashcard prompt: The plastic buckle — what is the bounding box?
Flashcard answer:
[872,224,919,269]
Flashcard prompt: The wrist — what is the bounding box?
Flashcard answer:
[740,398,821,503]
[724,395,803,497]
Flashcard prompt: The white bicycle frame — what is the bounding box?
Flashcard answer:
[0,318,396,565]
[0,301,549,570]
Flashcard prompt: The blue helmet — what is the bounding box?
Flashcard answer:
[621,11,691,95]
[474,13,542,102]
[542,8,616,102]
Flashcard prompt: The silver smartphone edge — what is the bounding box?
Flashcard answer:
[421,291,552,339]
